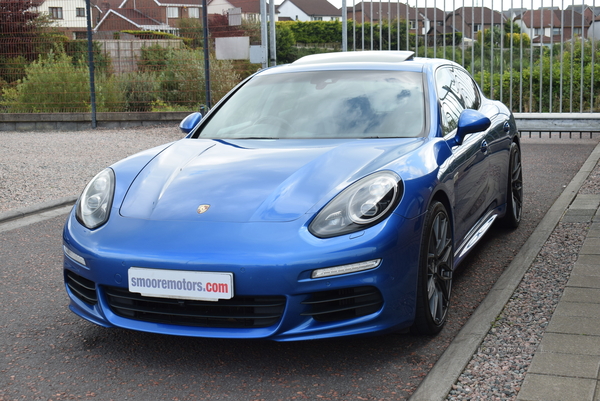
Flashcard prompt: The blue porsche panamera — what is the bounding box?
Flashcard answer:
[62,51,522,341]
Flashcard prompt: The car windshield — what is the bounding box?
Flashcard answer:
[197,70,425,139]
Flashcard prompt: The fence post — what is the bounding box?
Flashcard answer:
[85,0,97,128]
[269,0,276,65]
[342,0,347,51]
[260,0,268,69]
[202,0,212,108]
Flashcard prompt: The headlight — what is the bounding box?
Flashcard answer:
[309,171,403,238]
[76,168,115,229]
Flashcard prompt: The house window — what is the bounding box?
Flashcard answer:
[534,28,543,35]
[473,24,482,32]
[188,7,199,18]
[312,16,323,21]
[76,8,85,17]
[409,20,416,29]
[573,27,582,35]
[167,7,179,18]
[49,7,63,19]
[553,28,561,35]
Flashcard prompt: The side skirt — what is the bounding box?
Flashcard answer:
[453,209,500,267]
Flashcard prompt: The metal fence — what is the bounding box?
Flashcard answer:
[0,0,598,118]
[345,0,599,115]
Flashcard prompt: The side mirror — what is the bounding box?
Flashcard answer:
[179,112,203,135]
[448,109,491,147]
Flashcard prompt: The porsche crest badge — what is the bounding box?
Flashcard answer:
[197,204,210,214]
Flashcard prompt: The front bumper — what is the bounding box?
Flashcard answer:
[62,209,423,341]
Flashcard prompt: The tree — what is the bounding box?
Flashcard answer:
[177,18,204,49]
[0,0,45,59]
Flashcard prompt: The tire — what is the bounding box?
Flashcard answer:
[411,201,453,335]
[500,142,523,229]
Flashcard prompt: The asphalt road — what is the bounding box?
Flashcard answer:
[1,135,598,401]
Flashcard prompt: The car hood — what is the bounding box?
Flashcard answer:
[119,138,422,222]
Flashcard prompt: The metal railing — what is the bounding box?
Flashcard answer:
[343,0,599,114]
[0,0,598,124]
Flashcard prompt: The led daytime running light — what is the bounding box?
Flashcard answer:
[311,259,381,279]
[63,245,87,266]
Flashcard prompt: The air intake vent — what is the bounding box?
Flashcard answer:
[104,287,286,328]
[65,270,98,305]
[301,286,383,322]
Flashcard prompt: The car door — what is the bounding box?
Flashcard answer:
[436,65,491,244]
[455,67,511,224]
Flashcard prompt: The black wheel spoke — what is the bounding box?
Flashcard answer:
[426,210,452,325]
[412,201,454,335]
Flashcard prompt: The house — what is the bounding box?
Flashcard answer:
[207,0,277,22]
[503,7,527,21]
[94,0,203,34]
[589,14,600,40]
[94,8,173,33]
[35,0,102,39]
[418,7,445,37]
[426,22,463,46]
[566,4,596,25]
[346,2,422,33]
[278,0,341,22]
[515,8,590,45]
[445,7,507,40]
[418,6,445,27]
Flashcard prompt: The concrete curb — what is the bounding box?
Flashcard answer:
[409,140,600,401]
[0,195,78,225]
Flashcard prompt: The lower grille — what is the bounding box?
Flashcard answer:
[301,286,383,322]
[104,286,286,328]
[65,270,98,305]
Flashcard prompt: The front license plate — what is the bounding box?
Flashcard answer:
[128,267,233,301]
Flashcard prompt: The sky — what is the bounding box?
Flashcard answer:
[321,0,599,11]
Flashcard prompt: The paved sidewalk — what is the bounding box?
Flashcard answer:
[411,141,600,401]
[517,195,600,401]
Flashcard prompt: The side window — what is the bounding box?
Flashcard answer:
[455,68,481,110]
[435,67,464,136]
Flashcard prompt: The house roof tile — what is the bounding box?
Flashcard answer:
[448,6,506,25]
[281,0,340,17]
[350,1,419,20]
[519,9,587,28]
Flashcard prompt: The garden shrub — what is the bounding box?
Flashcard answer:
[0,51,90,112]
[113,71,159,112]
[95,73,126,112]
[155,48,241,109]
[0,55,28,83]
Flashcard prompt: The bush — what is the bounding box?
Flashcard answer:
[153,48,241,109]
[64,40,112,74]
[177,18,204,49]
[0,51,90,112]
[113,71,159,112]
[278,21,343,44]
[95,73,126,112]
[139,44,171,73]
[0,55,28,83]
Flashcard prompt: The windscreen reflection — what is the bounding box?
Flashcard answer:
[198,70,425,139]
